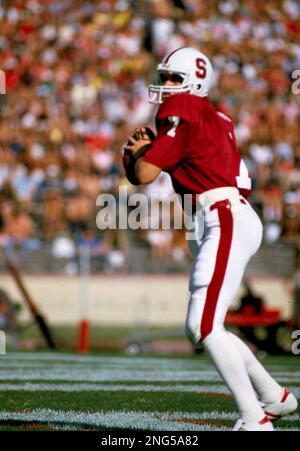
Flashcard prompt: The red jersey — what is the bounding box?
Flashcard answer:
[142,94,251,204]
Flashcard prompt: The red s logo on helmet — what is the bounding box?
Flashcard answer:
[195,58,207,79]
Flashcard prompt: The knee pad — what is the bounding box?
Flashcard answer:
[185,321,201,347]
[185,287,225,346]
[202,328,226,347]
[185,288,207,346]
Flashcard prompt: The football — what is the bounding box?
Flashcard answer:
[122,147,149,185]
[122,127,156,184]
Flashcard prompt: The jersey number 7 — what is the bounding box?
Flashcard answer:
[167,116,180,138]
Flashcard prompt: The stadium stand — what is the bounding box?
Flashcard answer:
[0,0,300,274]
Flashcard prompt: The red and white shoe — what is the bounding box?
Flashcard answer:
[263,388,298,422]
[233,416,274,431]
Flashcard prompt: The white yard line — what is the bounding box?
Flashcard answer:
[0,368,299,384]
[0,409,298,431]
[0,370,223,382]
[0,362,213,371]
[0,370,221,382]
[0,409,228,431]
[0,382,299,399]
[0,382,230,393]
[0,353,298,431]
[0,363,213,371]
[2,353,208,366]
[2,353,298,372]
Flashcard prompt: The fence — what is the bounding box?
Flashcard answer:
[0,239,297,277]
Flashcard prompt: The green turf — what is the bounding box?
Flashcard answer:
[0,390,235,413]
[0,353,299,431]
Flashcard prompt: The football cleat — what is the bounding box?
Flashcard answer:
[263,388,298,422]
[233,416,274,431]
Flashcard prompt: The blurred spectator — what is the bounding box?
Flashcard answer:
[147,228,173,261]
[0,288,17,331]
[42,190,66,240]
[66,192,95,236]
[75,227,127,273]
[76,228,110,262]
[104,228,128,271]
[0,0,299,272]
[1,203,41,263]
[171,229,190,264]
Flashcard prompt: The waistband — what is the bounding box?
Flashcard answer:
[197,187,241,210]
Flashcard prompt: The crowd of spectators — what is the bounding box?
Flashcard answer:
[0,0,299,272]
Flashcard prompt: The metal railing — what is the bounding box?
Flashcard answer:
[0,239,297,277]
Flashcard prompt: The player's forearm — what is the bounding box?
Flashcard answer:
[135,159,162,184]
[134,159,148,185]
[124,157,151,185]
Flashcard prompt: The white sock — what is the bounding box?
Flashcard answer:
[204,330,265,423]
[228,332,282,404]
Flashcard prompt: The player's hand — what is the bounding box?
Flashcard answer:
[123,127,155,159]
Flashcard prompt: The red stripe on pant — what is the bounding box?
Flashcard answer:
[200,200,234,341]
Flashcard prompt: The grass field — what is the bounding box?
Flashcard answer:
[0,352,299,431]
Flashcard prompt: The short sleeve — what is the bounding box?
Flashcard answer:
[142,118,188,172]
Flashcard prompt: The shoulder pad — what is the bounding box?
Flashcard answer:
[157,94,194,122]
[157,94,210,123]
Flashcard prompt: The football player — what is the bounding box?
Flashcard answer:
[123,47,298,431]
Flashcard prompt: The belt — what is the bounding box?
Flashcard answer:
[197,187,241,210]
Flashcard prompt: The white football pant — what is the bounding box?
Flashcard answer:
[185,187,282,423]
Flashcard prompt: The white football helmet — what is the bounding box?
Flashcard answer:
[149,47,214,104]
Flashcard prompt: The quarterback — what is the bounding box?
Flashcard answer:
[123,47,298,431]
